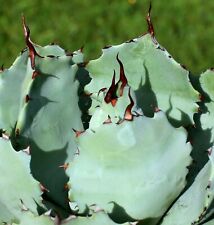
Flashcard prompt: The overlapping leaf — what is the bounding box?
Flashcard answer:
[0,138,43,224]
[67,107,192,220]
[86,34,198,126]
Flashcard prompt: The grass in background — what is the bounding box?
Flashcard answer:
[0,0,213,74]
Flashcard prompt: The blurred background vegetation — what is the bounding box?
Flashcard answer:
[0,0,213,74]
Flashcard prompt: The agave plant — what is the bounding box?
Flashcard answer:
[0,8,214,225]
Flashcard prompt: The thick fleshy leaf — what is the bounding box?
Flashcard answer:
[12,52,84,207]
[35,44,66,57]
[200,70,214,101]
[86,34,198,126]
[15,54,83,151]
[0,138,43,224]
[0,51,30,135]
[0,44,69,136]
[67,111,192,220]
[63,212,130,225]
[11,211,54,225]
[200,69,214,143]
[203,219,214,225]
[11,212,129,225]
[161,147,214,225]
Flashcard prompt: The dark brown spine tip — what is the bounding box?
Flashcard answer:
[23,147,31,155]
[59,163,69,170]
[157,45,165,51]
[154,106,161,113]
[21,48,28,54]
[125,39,135,43]
[66,51,74,57]
[199,93,204,101]
[104,71,118,106]
[104,72,115,102]
[124,88,134,121]
[24,146,31,155]
[116,53,128,96]
[111,99,117,107]
[39,183,49,192]
[103,115,112,124]
[181,64,187,70]
[32,71,39,79]
[78,61,89,67]
[72,128,85,137]
[132,110,143,117]
[20,199,28,211]
[64,183,70,191]
[207,148,212,156]
[206,182,211,189]
[103,45,112,50]
[147,2,155,38]
[116,119,122,125]
[25,94,31,103]
[84,92,93,97]
[22,15,41,69]
[98,87,107,96]
[197,107,201,113]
